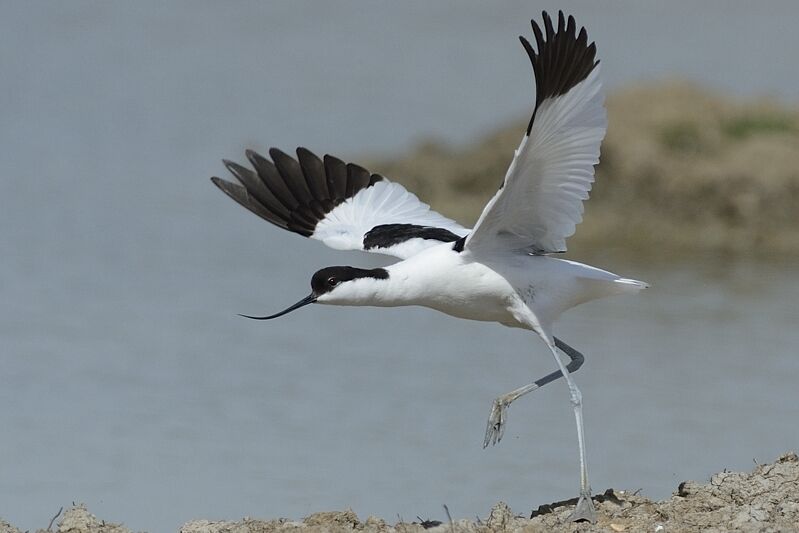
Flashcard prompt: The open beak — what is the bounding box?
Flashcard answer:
[238,293,317,320]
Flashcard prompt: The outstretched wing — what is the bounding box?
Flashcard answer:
[211,147,468,260]
[465,11,606,255]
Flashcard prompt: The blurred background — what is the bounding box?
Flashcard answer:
[1,1,798,531]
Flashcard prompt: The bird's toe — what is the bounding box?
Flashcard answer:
[567,492,597,523]
[483,398,507,448]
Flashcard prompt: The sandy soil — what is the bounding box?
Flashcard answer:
[365,83,799,257]
[4,452,797,533]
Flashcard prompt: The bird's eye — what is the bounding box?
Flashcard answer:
[327,276,338,286]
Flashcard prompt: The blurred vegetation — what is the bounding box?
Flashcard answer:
[721,114,795,140]
[366,82,799,257]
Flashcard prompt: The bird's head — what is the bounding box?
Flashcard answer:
[239,266,390,320]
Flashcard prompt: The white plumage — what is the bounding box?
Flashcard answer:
[313,180,467,258]
[468,67,606,254]
[211,11,646,524]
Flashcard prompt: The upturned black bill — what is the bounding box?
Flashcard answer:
[238,293,317,320]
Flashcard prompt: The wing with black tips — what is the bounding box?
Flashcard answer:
[211,147,468,259]
[466,11,606,255]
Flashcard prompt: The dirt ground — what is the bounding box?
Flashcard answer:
[4,452,797,533]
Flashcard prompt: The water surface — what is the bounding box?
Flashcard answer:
[1,2,798,531]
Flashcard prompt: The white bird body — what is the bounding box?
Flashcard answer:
[211,11,646,523]
[318,244,646,331]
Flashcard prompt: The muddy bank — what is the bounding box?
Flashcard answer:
[365,83,799,257]
[4,452,797,533]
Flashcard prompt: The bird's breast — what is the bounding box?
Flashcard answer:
[406,260,520,324]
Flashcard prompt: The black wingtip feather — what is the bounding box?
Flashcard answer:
[296,146,330,201]
[213,148,384,239]
[269,147,313,205]
[346,163,371,197]
[210,176,289,229]
[524,11,599,135]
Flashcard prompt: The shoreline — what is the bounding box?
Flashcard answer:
[4,452,797,533]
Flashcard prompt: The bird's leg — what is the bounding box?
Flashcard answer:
[545,339,596,523]
[483,337,585,448]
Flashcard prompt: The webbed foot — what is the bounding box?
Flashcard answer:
[567,491,596,523]
[483,397,509,448]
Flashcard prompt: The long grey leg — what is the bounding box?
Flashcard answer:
[544,339,596,523]
[483,337,585,448]
[541,337,586,386]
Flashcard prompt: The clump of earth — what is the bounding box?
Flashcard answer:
[4,452,797,533]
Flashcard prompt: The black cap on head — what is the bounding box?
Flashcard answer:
[311,266,389,295]
[238,265,390,321]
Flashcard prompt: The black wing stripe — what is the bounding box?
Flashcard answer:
[212,147,385,240]
[362,224,461,251]
[524,10,599,135]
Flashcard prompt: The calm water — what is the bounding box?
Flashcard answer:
[1,2,798,531]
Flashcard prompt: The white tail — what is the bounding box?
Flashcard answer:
[614,277,650,293]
